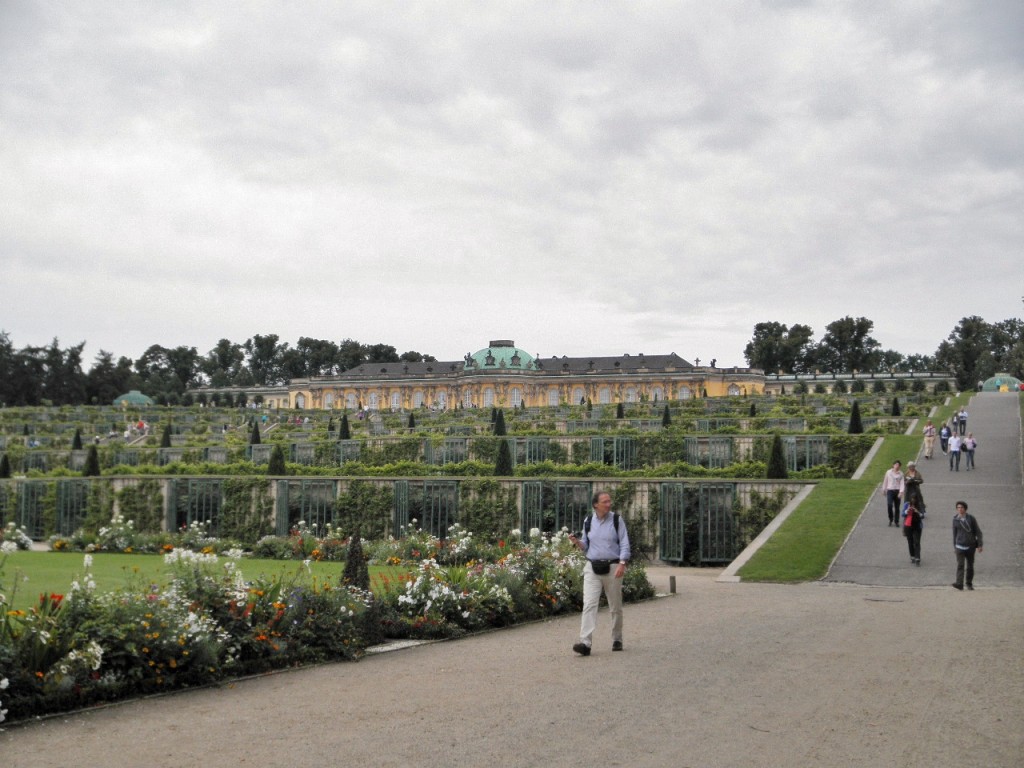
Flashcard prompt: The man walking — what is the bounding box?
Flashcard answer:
[922,420,936,459]
[952,501,983,590]
[568,491,631,655]
[948,432,962,471]
[882,460,904,526]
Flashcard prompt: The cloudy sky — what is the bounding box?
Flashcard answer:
[1,1,1021,369]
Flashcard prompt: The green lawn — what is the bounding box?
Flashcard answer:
[1,552,405,612]
[738,393,971,582]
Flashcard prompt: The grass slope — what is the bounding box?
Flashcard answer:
[738,393,971,582]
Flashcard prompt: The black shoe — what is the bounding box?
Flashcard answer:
[966,585,974,591]
[952,583,963,591]
[573,643,591,656]
[612,641,623,652]
[888,521,893,526]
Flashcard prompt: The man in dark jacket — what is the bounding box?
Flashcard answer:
[952,501,983,590]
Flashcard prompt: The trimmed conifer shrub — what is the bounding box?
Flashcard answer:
[494,438,513,476]
[268,444,286,475]
[72,428,83,450]
[342,534,371,590]
[493,409,507,436]
[407,412,415,429]
[249,422,261,445]
[0,453,11,478]
[616,402,624,419]
[891,397,901,416]
[766,433,788,479]
[848,400,864,434]
[749,402,757,417]
[661,404,671,427]
[161,423,173,448]
[83,445,101,477]
[339,413,351,440]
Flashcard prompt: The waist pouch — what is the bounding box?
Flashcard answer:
[590,559,618,575]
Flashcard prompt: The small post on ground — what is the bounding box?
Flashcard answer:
[669,575,676,594]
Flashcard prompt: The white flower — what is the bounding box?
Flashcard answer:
[0,677,9,689]
[83,554,93,569]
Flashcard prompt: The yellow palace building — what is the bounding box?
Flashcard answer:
[274,340,764,411]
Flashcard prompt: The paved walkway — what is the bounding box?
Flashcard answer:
[825,391,1024,588]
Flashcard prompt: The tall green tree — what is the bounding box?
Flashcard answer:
[249,422,261,445]
[744,322,815,373]
[339,413,351,440]
[493,409,507,436]
[661,404,671,427]
[815,317,881,373]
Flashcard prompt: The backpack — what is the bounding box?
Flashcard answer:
[584,512,621,541]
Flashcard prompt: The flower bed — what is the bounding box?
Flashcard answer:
[1,524,654,724]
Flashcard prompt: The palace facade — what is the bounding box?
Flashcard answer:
[198,340,765,410]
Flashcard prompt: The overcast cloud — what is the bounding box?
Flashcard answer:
[1,1,1021,369]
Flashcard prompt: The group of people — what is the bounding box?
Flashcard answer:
[881,458,984,589]
[921,408,977,471]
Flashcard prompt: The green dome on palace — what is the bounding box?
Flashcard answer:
[464,340,536,370]
[113,390,155,406]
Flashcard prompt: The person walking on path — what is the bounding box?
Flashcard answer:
[952,501,983,590]
[567,490,631,656]
[948,433,962,471]
[901,501,923,565]
[962,433,977,470]
[957,407,968,436]
[900,461,925,514]
[939,423,951,454]
[922,420,937,459]
[882,460,904,526]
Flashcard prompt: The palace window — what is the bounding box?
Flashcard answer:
[462,390,473,408]
[547,387,559,406]
[295,394,305,409]
[324,393,334,408]
[483,387,495,407]
[368,392,379,410]
[390,392,401,410]
[572,387,585,404]
[599,387,611,404]
[413,390,424,408]
[346,393,357,410]
[510,387,522,407]
[625,387,637,403]
[677,386,692,400]
[651,387,663,402]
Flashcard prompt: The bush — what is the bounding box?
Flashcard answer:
[766,433,788,479]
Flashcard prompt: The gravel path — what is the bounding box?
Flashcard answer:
[4,568,1022,767]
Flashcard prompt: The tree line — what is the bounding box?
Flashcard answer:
[0,333,435,407]
[743,314,1024,391]
[1,312,1020,408]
